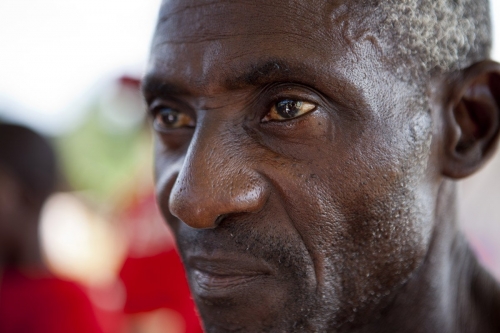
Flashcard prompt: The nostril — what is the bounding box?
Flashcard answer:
[168,164,271,229]
[214,214,226,227]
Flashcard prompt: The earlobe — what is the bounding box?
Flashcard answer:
[442,60,500,179]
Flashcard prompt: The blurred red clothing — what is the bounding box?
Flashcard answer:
[120,248,203,333]
[0,269,103,333]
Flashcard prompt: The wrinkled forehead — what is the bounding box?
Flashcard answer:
[155,0,362,42]
[150,0,381,87]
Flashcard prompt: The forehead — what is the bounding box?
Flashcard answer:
[145,0,421,122]
[147,0,389,96]
[155,0,358,45]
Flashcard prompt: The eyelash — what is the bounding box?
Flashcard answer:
[260,85,319,117]
[147,84,321,128]
[147,101,196,134]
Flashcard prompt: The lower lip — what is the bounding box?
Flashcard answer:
[192,270,265,296]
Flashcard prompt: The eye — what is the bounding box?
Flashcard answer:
[262,99,316,122]
[154,107,195,130]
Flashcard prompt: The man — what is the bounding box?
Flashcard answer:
[0,123,103,333]
[143,0,500,332]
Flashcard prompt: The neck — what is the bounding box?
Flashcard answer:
[355,180,500,333]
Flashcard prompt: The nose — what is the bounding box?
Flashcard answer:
[168,122,270,229]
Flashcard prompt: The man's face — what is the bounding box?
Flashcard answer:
[146,0,438,331]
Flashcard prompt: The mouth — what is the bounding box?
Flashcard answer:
[187,253,273,298]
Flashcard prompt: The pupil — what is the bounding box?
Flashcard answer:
[276,100,301,119]
[162,109,178,125]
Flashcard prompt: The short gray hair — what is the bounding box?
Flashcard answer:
[374,0,491,80]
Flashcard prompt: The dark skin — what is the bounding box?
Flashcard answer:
[0,171,41,266]
[144,0,500,332]
[0,125,57,276]
[0,170,48,279]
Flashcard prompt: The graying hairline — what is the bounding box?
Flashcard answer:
[370,0,492,82]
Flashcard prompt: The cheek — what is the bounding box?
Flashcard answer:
[330,111,434,248]
[268,112,435,318]
[154,140,185,229]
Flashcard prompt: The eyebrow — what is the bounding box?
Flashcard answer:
[225,59,299,89]
[141,77,190,100]
[142,59,320,99]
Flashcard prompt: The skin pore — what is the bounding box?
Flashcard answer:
[146,0,500,332]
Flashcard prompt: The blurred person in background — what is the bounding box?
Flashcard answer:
[49,76,202,333]
[0,122,103,333]
[106,77,202,333]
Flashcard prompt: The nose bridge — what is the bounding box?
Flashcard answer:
[169,117,269,229]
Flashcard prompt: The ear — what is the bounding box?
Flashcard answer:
[442,60,500,179]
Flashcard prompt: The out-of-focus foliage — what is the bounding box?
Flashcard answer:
[56,81,151,201]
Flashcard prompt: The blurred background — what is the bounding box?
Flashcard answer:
[0,1,201,332]
[0,1,499,332]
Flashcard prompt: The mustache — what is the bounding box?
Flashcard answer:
[174,215,309,273]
